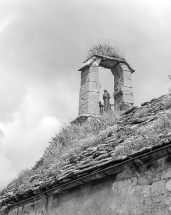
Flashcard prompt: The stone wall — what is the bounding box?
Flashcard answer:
[79,62,100,116]
[6,156,171,215]
[111,63,133,113]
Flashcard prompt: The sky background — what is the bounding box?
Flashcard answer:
[0,0,171,188]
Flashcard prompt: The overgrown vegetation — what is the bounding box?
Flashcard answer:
[87,42,123,59]
[42,112,117,165]
[1,95,171,196]
[0,112,117,195]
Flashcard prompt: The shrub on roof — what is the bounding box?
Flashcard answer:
[87,42,123,59]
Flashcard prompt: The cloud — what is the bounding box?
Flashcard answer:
[0,86,62,187]
[0,156,16,188]
[0,16,12,33]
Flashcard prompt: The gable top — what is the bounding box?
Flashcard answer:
[78,54,135,72]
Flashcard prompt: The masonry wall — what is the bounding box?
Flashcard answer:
[79,64,100,116]
[7,156,171,215]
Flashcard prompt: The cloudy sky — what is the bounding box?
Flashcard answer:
[0,0,171,188]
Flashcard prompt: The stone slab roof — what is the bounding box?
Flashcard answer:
[78,54,135,72]
[1,94,171,212]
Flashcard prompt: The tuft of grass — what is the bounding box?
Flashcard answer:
[0,168,35,196]
[87,42,123,60]
[42,112,117,167]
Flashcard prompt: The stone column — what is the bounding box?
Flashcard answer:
[79,62,100,116]
[111,63,134,114]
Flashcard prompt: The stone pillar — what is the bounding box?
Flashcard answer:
[111,63,134,114]
[79,62,100,116]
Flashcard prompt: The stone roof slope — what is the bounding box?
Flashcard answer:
[1,94,171,212]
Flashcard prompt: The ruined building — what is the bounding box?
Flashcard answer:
[1,54,171,215]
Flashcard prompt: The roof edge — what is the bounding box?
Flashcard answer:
[3,140,171,213]
[78,54,135,72]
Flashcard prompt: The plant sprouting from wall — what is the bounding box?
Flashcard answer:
[86,41,124,60]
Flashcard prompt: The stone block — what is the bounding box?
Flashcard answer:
[34,198,47,215]
[114,85,133,98]
[79,82,100,96]
[119,63,131,72]
[116,169,133,181]
[123,94,134,104]
[114,78,132,88]
[151,180,165,196]
[79,92,99,106]
[131,177,138,186]
[8,208,18,215]
[87,102,99,115]
[82,172,106,183]
[81,63,98,77]
[161,168,171,180]
[154,157,167,172]
[114,72,132,84]
[17,207,23,215]
[81,67,89,78]
[23,203,34,214]
[112,63,131,79]
[81,71,99,86]
[142,185,151,197]
[47,195,53,211]
[122,86,133,95]
[79,102,99,115]
[138,177,149,185]
[122,71,132,79]
[166,179,171,191]
[115,94,134,104]
[123,78,132,88]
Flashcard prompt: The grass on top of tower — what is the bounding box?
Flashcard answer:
[86,43,124,60]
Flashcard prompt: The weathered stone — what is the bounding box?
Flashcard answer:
[23,203,34,214]
[79,102,99,115]
[161,168,171,180]
[81,71,99,85]
[154,157,166,172]
[79,62,100,115]
[8,208,18,215]
[119,63,132,72]
[79,82,100,96]
[151,180,165,196]
[122,78,132,88]
[111,62,134,113]
[17,207,23,215]
[116,169,133,181]
[79,92,99,107]
[138,177,149,185]
[81,172,106,183]
[120,86,133,95]
[166,179,171,191]
[34,198,47,215]
[141,185,151,197]
[81,67,89,78]
[115,94,134,104]
[131,177,138,186]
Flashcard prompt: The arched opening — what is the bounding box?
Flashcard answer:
[98,67,114,112]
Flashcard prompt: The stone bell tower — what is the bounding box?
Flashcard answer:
[78,55,135,116]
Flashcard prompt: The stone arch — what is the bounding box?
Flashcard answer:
[78,55,135,116]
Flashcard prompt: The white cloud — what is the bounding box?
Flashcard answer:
[0,86,62,187]
[0,15,12,33]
